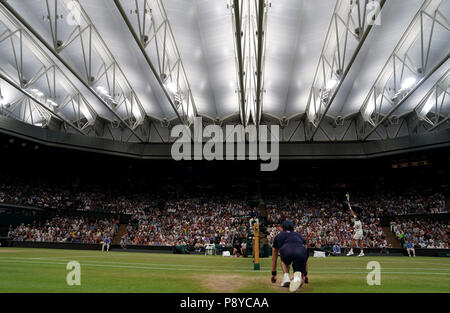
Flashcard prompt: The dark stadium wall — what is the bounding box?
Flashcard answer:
[0,202,132,237]
[1,116,449,161]
[0,129,448,180]
[5,241,173,253]
[0,205,46,237]
[4,241,450,257]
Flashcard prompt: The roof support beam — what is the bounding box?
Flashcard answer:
[0,6,98,133]
[305,0,386,141]
[428,114,450,131]
[0,72,86,136]
[255,0,268,127]
[359,57,448,139]
[230,0,269,127]
[0,0,146,142]
[362,66,449,139]
[359,0,449,140]
[231,0,248,126]
[113,0,197,127]
[414,70,449,129]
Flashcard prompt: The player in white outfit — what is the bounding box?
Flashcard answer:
[345,194,364,257]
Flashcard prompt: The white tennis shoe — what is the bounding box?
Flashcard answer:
[280,273,291,287]
[289,272,303,292]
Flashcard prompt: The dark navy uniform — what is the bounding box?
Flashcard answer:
[273,231,309,275]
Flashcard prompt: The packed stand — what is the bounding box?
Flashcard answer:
[7,216,119,244]
[2,174,448,250]
[390,218,449,249]
[123,198,251,250]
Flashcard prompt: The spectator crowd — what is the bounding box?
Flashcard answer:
[390,218,449,249]
[2,175,448,250]
[7,216,119,244]
[124,198,250,249]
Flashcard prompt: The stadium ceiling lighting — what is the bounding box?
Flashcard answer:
[96,86,108,95]
[96,86,115,103]
[46,99,58,107]
[161,74,178,94]
[30,88,44,97]
[165,81,178,94]
[401,77,417,90]
[325,78,339,91]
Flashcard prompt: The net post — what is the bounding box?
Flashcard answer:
[253,222,260,270]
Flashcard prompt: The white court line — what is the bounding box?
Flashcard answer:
[0,257,258,269]
[5,250,450,266]
[1,259,450,276]
[0,256,107,260]
[27,255,111,260]
[314,260,450,267]
[3,256,450,271]
[375,261,450,267]
[4,257,450,271]
[3,252,450,266]
[403,261,450,267]
[0,259,266,273]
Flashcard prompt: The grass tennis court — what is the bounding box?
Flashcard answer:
[0,248,449,293]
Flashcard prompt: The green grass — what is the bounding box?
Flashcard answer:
[0,248,449,293]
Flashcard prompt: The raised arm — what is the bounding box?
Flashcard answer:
[346,193,356,218]
[348,205,356,218]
